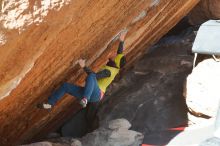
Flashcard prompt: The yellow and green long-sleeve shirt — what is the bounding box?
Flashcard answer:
[97,53,124,92]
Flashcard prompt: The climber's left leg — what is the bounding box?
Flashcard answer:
[81,73,101,103]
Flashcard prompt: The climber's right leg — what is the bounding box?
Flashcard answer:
[38,82,84,109]
[48,82,84,106]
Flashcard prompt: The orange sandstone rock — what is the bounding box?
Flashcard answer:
[0,0,199,145]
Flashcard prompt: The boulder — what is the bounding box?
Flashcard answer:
[81,119,144,146]
[108,119,131,130]
[186,59,220,121]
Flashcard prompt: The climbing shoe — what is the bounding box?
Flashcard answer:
[80,98,87,108]
[37,103,52,109]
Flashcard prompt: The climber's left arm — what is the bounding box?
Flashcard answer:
[114,32,127,68]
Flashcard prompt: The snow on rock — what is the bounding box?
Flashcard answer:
[0,0,71,31]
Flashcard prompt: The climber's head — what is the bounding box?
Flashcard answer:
[106,56,126,68]
[106,59,117,68]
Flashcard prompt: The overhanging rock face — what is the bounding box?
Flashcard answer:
[0,0,199,145]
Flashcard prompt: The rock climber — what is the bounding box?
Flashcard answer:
[38,31,127,110]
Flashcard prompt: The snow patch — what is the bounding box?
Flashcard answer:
[0,0,71,32]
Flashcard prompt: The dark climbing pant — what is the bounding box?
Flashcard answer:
[48,73,101,106]
[86,102,100,132]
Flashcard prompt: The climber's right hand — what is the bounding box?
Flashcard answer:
[119,31,127,41]
[78,59,86,68]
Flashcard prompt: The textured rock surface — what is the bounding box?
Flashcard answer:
[80,119,143,146]
[189,0,220,25]
[24,119,142,146]
[22,140,78,146]
[108,118,131,130]
[22,142,54,146]
[0,0,199,145]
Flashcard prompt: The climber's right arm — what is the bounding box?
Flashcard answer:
[78,59,94,75]
[96,69,111,79]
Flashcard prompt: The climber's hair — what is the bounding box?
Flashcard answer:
[107,59,117,68]
[106,56,126,68]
